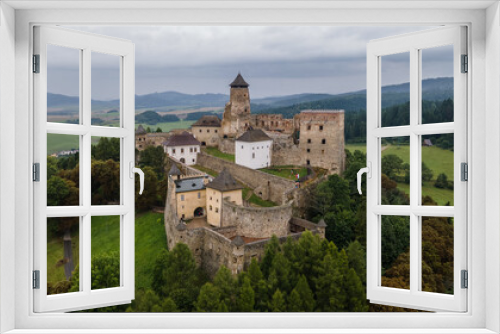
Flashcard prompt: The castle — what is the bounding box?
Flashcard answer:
[137,73,345,173]
[150,73,345,275]
[164,164,326,276]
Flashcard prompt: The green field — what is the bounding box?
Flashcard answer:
[47,133,80,155]
[346,143,454,205]
[135,120,195,133]
[203,147,235,162]
[345,144,367,154]
[260,166,307,181]
[47,211,167,290]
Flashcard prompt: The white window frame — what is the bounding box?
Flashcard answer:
[1,2,499,333]
[32,25,136,313]
[365,26,467,312]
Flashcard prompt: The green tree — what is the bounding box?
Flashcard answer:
[152,243,203,312]
[269,289,286,312]
[260,235,280,279]
[288,275,315,312]
[314,253,343,312]
[139,146,166,179]
[127,289,178,312]
[381,154,404,180]
[435,173,449,189]
[345,268,368,312]
[47,176,70,206]
[347,240,366,285]
[135,166,159,212]
[237,276,255,312]
[195,283,221,312]
[91,159,120,205]
[422,162,434,182]
[156,127,162,133]
[92,137,120,162]
[213,266,237,311]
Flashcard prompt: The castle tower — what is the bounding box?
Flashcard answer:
[221,73,252,138]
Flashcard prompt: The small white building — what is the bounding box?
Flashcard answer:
[163,131,201,165]
[235,129,273,169]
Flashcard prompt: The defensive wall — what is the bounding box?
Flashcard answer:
[196,152,296,205]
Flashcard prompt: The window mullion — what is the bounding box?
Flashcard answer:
[82,48,92,294]
[409,46,420,294]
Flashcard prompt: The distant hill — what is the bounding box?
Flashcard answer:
[47,77,453,117]
[252,77,454,117]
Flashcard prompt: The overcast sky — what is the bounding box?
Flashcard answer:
[49,26,453,100]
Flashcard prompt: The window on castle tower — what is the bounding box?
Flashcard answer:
[307,139,312,144]
[322,139,326,144]
[319,125,323,131]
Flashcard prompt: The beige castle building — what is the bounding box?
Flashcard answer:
[206,168,243,226]
[191,115,221,147]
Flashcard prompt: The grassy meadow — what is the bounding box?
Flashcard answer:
[202,147,235,162]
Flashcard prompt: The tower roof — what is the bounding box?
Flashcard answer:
[318,219,327,227]
[168,164,182,176]
[191,115,221,127]
[136,124,146,134]
[206,168,243,192]
[236,129,271,143]
[229,73,249,88]
[163,131,201,147]
[232,235,245,247]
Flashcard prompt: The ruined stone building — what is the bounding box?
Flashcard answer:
[164,164,326,276]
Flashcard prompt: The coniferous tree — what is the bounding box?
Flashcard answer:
[213,266,237,311]
[269,289,286,312]
[260,235,280,279]
[314,254,342,312]
[289,275,315,312]
[345,268,368,312]
[237,277,255,312]
[195,283,221,312]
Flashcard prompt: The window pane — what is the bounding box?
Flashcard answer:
[91,136,120,205]
[47,45,80,124]
[91,215,120,290]
[381,52,410,127]
[47,134,80,206]
[421,134,454,206]
[91,52,121,127]
[381,215,410,290]
[421,45,454,124]
[381,137,410,205]
[47,217,79,295]
[421,216,454,295]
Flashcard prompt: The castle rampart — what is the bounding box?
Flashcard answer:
[222,199,292,238]
[196,152,296,205]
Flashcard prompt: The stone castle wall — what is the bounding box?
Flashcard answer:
[197,152,296,205]
[218,138,236,155]
[251,114,295,133]
[222,199,292,238]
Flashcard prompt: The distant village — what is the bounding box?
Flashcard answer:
[135,73,346,276]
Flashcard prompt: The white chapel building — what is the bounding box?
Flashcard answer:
[235,129,273,169]
[163,131,201,165]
